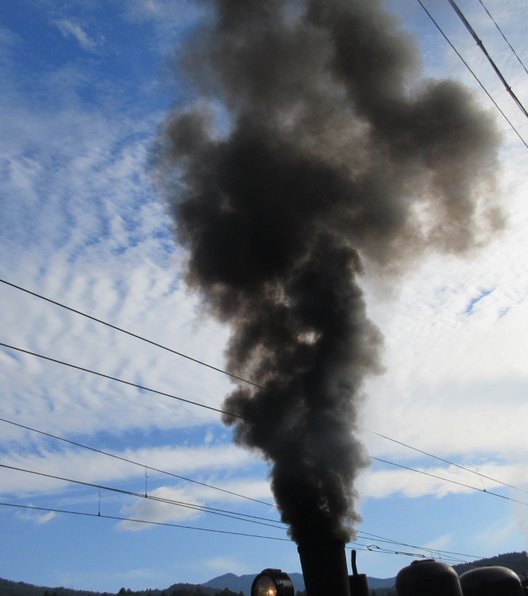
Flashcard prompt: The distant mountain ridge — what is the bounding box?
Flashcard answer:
[453,551,528,579]
[1,551,527,596]
[202,571,395,595]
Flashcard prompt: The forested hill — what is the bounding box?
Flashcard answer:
[2,551,528,596]
[453,551,528,579]
[0,580,242,596]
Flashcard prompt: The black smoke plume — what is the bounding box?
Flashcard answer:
[156,0,501,545]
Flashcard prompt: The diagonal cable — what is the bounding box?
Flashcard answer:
[0,416,274,508]
[0,278,260,389]
[478,0,528,76]
[417,0,528,149]
[0,341,244,421]
[447,0,528,118]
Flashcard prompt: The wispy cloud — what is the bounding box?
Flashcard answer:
[54,19,102,52]
[0,25,19,64]
[358,461,528,500]
[117,486,204,531]
[0,443,256,498]
[15,508,57,525]
[202,556,249,576]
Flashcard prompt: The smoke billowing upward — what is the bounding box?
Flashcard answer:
[157,0,501,545]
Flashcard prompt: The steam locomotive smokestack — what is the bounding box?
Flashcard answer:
[298,541,351,596]
[156,0,501,559]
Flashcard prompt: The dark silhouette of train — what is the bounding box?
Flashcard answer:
[251,541,528,596]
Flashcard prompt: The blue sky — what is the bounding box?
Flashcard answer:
[1,0,528,592]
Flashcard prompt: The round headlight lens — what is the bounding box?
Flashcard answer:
[251,569,294,596]
[252,575,278,596]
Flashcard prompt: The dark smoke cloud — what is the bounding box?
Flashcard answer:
[156,0,501,544]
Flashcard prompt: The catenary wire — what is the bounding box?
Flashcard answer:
[0,501,479,561]
[0,416,275,508]
[3,339,527,510]
[355,530,480,561]
[5,413,526,516]
[0,418,486,563]
[365,428,528,496]
[4,337,528,505]
[0,341,245,421]
[3,278,527,499]
[373,457,528,508]
[416,0,528,149]
[3,282,528,529]
[446,0,528,118]
[0,416,486,562]
[0,463,474,562]
[0,501,290,542]
[0,463,285,530]
[0,448,512,558]
[477,0,528,75]
[0,278,260,389]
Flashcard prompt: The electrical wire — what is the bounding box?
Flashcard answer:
[0,416,491,563]
[0,462,285,530]
[477,0,528,75]
[0,278,260,389]
[0,462,478,563]
[365,428,528,496]
[2,280,526,546]
[0,416,275,508]
[355,529,480,561]
[4,338,527,512]
[0,500,402,558]
[3,278,527,499]
[0,501,290,542]
[0,341,245,421]
[417,0,528,149]
[373,456,528,508]
[3,338,527,509]
[446,0,528,119]
[0,416,490,563]
[0,501,480,562]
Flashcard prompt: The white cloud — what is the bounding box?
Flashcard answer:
[15,508,57,525]
[117,485,205,531]
[37,511,57,525]
[421,533,453,552]
[0,443,257,498]
[0,25,19,64]
[357,461,528,500]
[474,516,520,550]
[54,19,101,52]
[201,556,249,576]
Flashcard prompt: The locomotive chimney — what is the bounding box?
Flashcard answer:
[297,540,351,596]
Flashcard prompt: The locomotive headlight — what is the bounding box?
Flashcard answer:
[251,569,294,596]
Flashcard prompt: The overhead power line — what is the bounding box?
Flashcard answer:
[0,462,284,530]
[3,338,527,505]
[0,341,244,421]
[0,278,260,390]
[477,0,528,75]
[416,0,528,149]
[356,529,479,562]
[373,457,528,508]
[0,501,479,562]
[0,501,290,542]
[0,415,496,562]
[366,429,528,497]
[0,461,477,562]
[4,414,525,515]
[0,416,275,508]
[3,335,526,508]
[446,0,528,119]
[3,279,527,510]
[3,415,526,532]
